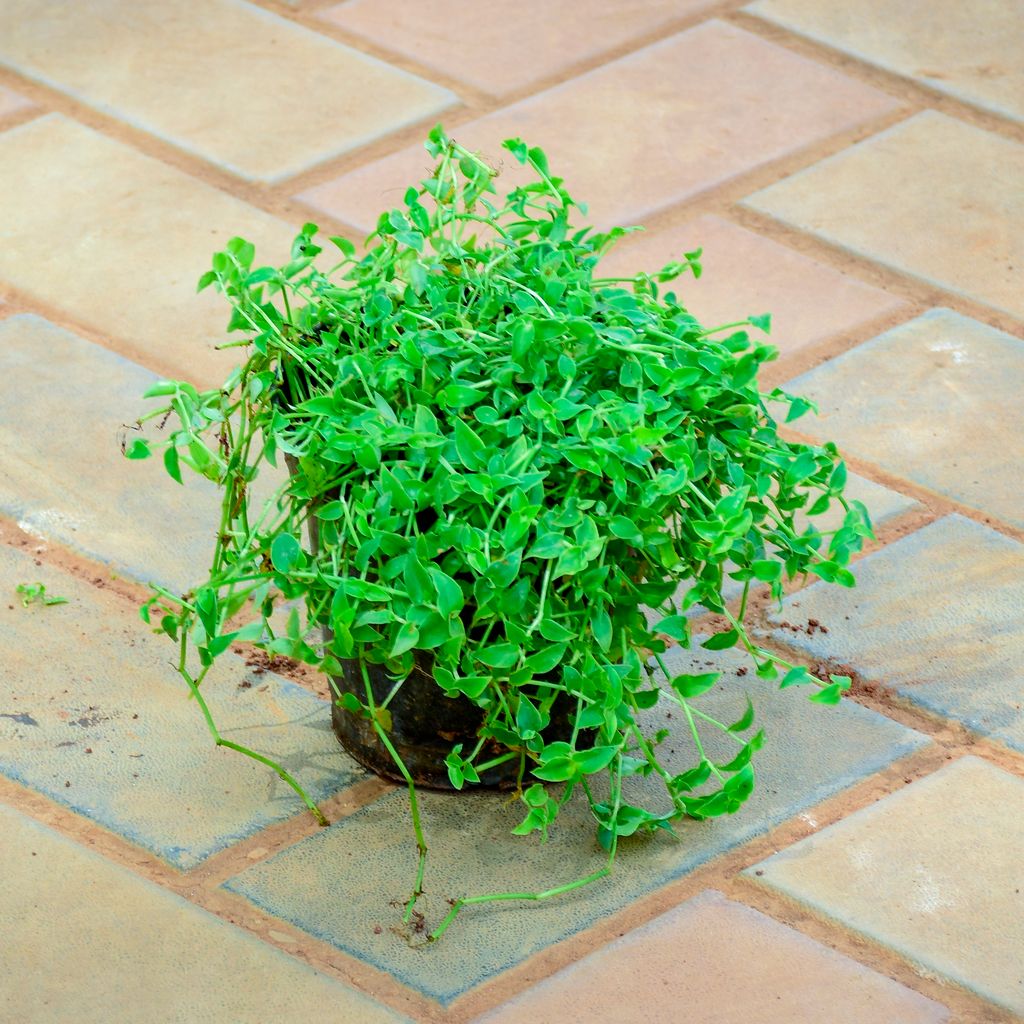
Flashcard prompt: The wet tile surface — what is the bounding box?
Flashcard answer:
[299,21,898,233]
[0,315,229,592]
[0,115,295,387]
[598,215,905,353]
[475,890,950,1023]
[769,515,1024,754]
[0,0,454,181]
[0,545,362,869]
[0,804,406,1023]
[747,757,1024,1015]
[224,645,925,1003]
[321,0,711,97]
[780,308,1024,528]
[748,0,1024,125]
[744,113,1024,318]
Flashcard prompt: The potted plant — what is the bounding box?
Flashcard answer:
[128,127,867,940]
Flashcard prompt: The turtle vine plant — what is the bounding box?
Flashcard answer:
[129,126,868,941]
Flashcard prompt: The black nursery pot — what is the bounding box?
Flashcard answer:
[328,651,524,790]
[285,455,570,790]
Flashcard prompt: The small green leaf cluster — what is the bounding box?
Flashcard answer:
[133,126,869,932]
[15,582,69,607]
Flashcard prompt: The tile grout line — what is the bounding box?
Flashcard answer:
[726,8,1024,145]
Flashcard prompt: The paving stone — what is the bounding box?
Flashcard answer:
[0,315,233,592]
[321,0,712,97]
[0,84,32,119]
[599,215,905,353]
[0,804,406,1024]
[747,757,1024,1015]
[0,0,454,182]
[748,0,1024,126]
[0,115,299,387]
[769,514,1024,755]
[0,545,362,869]
[224,644,925,1003]
[299,21,897,233]
[474,889,949,1024]
[744,113,1024,318]
[780,309,1024,528]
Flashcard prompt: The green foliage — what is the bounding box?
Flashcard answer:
[16,582,69,607]
[132,126,868,939]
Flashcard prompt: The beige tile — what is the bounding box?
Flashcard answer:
[0,315,230,592]
[223,648,924,1003]
[748,0,1024,125]
[744,111,1024,318]
[0,114,295,387]
[0,804,405,1023]
[748,757,1024,1015]
[0,84,32,119]
[599,215,905,351]
[299,21,898,233]
[0,543,362,869]
[767,515,1024,755]
[476,890,949,1024]
[0,0,454,182]
[321,0,713,97]
[783,309,1024,528]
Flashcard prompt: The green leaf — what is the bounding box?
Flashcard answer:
[529,533,569,559]
[670,672,720,698]
[430,568,464,617]
[654,614,689,642]
[573,745,619,774]
[727,697,756,733]
[162,446,183,484]
[316,501,345,521]
[270,534,302,574]
[609,516,643,544]
[476,643,520,669]
[389,621,420,658]
[124,438,151,460]
[453,418,486,469]
[780,666,813,689]
[809,682,844,705]
[701,630,738,651]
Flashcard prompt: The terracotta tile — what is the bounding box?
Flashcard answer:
[599,215,905,352]
[0,545,362,869]
[0,805,405,1023]
[744,112,1024,318]
[298,21,898,233]
[476,890,949,1023]
[748,0,1024,125]
[781,309,1024,527]
[320,0,713,97]
[224,645,924,1002]
[0,0,455,182]
[749,757,1024,1015]
[0,115,295,387]
[769,515,1024,756]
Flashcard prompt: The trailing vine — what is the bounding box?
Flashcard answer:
[129,127,867,939]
